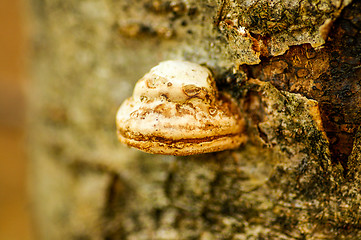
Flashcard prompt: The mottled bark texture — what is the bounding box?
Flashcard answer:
[29,0,361,239]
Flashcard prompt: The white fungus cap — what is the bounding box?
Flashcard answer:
[116,60,246,156]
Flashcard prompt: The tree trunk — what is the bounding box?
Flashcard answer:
[29,0,361,239]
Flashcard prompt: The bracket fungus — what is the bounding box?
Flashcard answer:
[116,60,246,155]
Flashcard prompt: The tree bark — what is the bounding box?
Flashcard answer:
[29,0,361,239]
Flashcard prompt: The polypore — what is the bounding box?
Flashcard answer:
[116,60,246,155]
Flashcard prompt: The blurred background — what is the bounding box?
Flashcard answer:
[0,0,33,239]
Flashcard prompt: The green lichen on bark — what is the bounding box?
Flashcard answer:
[29,0,361,239]
[115,0,352,66]
[100,79,339,239]
[249,1,361,173]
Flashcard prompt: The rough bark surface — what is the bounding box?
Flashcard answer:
[29,0,361,239]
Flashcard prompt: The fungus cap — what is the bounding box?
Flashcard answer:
[116,60,246,155]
